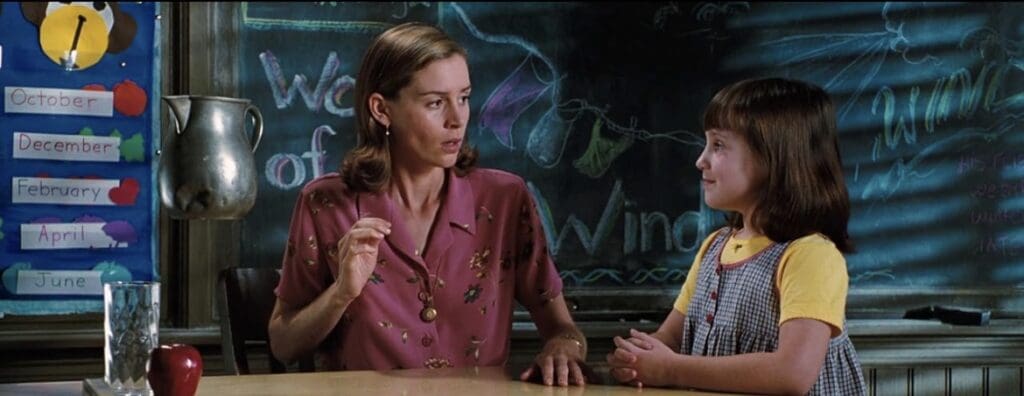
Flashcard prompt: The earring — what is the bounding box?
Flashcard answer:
[385,126,391,137]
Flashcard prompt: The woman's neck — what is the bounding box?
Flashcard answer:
[389,164,445,214]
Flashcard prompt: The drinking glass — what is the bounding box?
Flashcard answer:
[104,281,160,395]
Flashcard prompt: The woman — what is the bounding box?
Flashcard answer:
[268,22,589,387]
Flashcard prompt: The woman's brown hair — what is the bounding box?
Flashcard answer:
[341,22,478,192]
[703,77,854,253]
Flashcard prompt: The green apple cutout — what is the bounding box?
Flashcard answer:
[92,261,132,283]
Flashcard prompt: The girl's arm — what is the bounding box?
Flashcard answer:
[616,318,831,395]
[649,309,685,351]
[607,309,685,387]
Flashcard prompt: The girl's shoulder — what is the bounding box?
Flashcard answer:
[787,233,840,251]
[779,233,846,268]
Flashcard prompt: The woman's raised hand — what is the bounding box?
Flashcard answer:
[335,217,391,300]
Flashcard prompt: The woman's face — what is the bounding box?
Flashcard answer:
[386,55,471,172]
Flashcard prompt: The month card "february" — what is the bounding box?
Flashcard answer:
[11,177,139,206]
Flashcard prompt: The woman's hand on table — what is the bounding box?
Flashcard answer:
[519,335,589,386]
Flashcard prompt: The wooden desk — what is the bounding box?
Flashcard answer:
[192,366,731,395]
[0,366,737,396]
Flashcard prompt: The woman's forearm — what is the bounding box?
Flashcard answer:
[269,282,355,362]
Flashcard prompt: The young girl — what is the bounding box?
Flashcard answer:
[606,78,866,395]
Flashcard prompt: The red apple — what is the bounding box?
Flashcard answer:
[113,79,147,116]
[148,344,203,396]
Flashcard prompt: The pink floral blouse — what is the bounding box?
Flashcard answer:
[275,168,563,371]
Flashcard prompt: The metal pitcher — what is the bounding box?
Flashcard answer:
[158,95,263,220]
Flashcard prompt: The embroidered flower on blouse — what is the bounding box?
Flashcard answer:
[423,357,453,369]
[378,320,393,328]
[319,194,334,208]
[464,284,482,303]
[308,191,321,214]
[469,248,490,270]
[476,206,493,222]
[304,259,316,266]
[465,336,484,361]
[368,272,383,285]
[306,236,318,251]
[519,203,537,241]
[519,240,534,261]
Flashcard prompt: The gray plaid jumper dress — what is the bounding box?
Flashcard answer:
[681,228,866,395]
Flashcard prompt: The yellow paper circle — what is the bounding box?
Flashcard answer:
[38,5,110,70]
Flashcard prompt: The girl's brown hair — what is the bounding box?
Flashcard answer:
[704,77,853,253]
[341,22,478,192]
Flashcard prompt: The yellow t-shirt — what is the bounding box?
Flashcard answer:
[672,229,849,334]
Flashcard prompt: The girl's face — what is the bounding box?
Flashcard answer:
[695,128,765,217]
[385,55,471,171]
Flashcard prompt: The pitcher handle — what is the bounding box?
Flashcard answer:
[245,105,264,152]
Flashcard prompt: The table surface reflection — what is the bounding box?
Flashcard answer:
[194,366,735,396]
[0,366,741,396]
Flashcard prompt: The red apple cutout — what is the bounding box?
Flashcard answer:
[149,344,203,396]
[113,79,147,117]
[109,178,140,206]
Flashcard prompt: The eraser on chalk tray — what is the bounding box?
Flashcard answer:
[904,305,990,326]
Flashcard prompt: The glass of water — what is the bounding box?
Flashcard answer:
[104,281,160,395]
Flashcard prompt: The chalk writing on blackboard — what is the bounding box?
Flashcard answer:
[236,2,1024,291]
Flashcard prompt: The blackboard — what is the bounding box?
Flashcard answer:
[235,2,1024,300]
